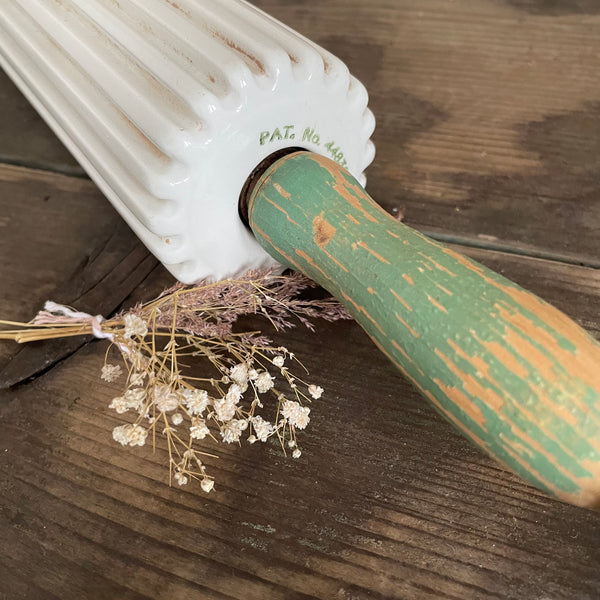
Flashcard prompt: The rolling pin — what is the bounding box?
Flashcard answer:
[1,0,599,508]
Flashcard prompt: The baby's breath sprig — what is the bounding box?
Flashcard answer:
[0,270,351,492]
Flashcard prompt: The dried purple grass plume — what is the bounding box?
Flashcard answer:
[0,270,351,492]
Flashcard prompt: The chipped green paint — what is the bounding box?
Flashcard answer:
[248,151,600,509]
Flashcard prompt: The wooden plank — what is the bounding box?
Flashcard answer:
[1,1,600,596]
[253,0,600,266]
[0,163,157,382]
[0,246,599,599]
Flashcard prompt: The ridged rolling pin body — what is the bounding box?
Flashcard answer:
[247,151,600,509]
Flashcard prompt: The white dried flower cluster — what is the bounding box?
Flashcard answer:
[174,471,188,486]
[112,423,148,447]
[109,388,145,414]
[182,388,209,415]
[200,478,215,493]
[281,400,311,429]
[17,272,342,495]
[153,385,180,412]
[229,363,249,386]
[308,384,324,399]
[221,419,248,443]
[123,313,148,339]
[101,363,122,382]
[252,415,274,442]
[129,372,145,387]
[226,383,244,403]
[213,396,236,421]
[103,303,326,493]
[255,371,274,393]
[190,419,210,440]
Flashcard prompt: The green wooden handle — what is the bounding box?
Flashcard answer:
[247,151,600,508]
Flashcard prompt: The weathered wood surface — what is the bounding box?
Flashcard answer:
[1,256,600,600]
[1,0,600,598]
[0,164,157,385]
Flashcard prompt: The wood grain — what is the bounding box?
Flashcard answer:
[1,0,600,597]
[0,247,599,599]
[1,257,600,599]
[0,163,157,384]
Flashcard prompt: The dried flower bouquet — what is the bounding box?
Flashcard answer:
[0,270,351,491]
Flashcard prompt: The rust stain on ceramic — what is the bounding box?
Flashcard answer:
[212,30,266,75]
[166,0,192,18]
[120,114,169,163]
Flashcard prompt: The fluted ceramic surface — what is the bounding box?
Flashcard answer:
[0,0,375,282]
